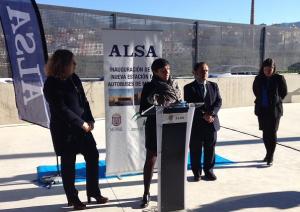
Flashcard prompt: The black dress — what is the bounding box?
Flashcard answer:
[139,75,181,151]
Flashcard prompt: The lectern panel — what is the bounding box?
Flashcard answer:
[161,123,187,211]
[156,104,195,212]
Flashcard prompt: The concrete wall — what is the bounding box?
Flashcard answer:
[1,74,299,125]
[0,81,106,125]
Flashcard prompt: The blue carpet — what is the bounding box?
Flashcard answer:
[37,153,234,183]
[187,154,234,169]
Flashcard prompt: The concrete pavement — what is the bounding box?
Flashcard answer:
[0,103,300,211]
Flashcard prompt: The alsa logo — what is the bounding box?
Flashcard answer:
[109,45,157,57]
[5,6,44,106]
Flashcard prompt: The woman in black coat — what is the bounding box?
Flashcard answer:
[139,58,182,208]
[253,58,287,166]
[43,49,108,210]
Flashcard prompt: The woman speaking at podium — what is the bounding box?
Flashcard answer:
[139,58,182,208]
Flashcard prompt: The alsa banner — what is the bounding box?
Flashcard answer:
[0,0,49,127]
[103,29,162,176]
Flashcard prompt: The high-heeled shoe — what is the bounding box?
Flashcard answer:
[67,190,79,207]
[262,156,267,162]
[140,193,150,208]
[73,201,86,210]
[68,197,86,210]
[267,157,273,166]
[87,195,109,204]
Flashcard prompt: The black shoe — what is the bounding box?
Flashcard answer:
[203,172,217,181]
[87,195,109,204]
[262,157,267,162]
[70,197,86,210]
[267,158,273,166]
[67,190,79,207]
[193,176,200,182]
[140,193,150,208]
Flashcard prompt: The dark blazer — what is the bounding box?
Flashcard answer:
[184,80,222,133]
[43,73,95,156]
[253,73,287,119]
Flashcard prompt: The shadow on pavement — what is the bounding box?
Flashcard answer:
[0,177,153,203]
[217,136,300,147]
[0,173,37,186]
[0,203,71,212]
[1,196,158,211]
[190,191,300,211]
[0,148,106,160]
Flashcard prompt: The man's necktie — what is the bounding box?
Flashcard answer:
[199,83,205,99]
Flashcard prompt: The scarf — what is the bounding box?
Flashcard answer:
[148,75,182,106]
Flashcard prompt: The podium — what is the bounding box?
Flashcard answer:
[155,102,197,212]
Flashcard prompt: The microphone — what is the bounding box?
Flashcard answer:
[141,105,155,116]
[188,102,204,108]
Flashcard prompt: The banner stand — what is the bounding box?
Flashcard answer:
[103,29,162,176]
[0,0,50,128]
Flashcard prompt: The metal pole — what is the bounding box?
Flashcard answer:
[260,26,266,65]
[194,21,199,64]
[111,13,117,29]
[250,0,255,25]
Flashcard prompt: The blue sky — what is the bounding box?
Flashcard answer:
[35,0,300,25]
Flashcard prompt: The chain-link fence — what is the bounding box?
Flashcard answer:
[1,4,300,79]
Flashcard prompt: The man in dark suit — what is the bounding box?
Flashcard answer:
[184,62,222,181]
